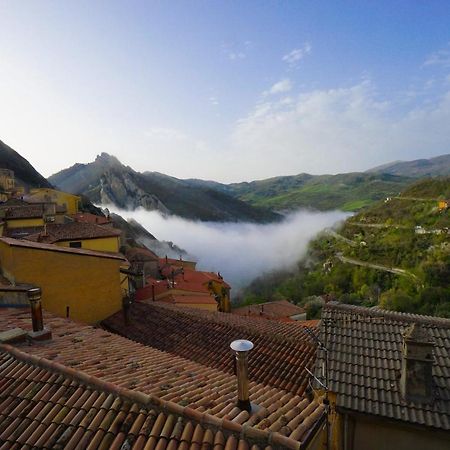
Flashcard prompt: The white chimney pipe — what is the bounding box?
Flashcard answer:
[230,339,254,411]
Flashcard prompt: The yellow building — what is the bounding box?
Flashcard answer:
[0,236,127,324]
[0,203,46,229]
[26,188,81,214]
[24,222,122,253]
[0,169,15,202]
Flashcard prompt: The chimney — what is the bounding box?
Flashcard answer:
[27,288,52,341]
[230,339,254,411]
[400,323,434,403]
[28,287,43,332]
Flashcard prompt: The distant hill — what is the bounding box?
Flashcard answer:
[49,153,280,222]
[242,176,450,318]
[0,140,52,189]
[367,154,450,177]
[186,172,411,212]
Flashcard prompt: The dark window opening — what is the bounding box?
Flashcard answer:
[69,241,82,248]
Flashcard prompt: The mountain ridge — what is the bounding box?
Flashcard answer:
[49,153,280,223]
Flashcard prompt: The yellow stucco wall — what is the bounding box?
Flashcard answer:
[29,189,80,214]
[0,241,124,324]
[56,236,120,253]
[208,280,231,313]
[7,217,44,228]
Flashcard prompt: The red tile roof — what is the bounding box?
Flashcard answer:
[147,268,230,296]
[0,204,44,219]
[0,237,126,261]
[126,246,159,262]
[103,302,317,396]
[158,295,218,306]
[24,222,122,243]
[71,212,112,225]
[0,307,324,447]
[233,300,305,321]
[0,346,271,450]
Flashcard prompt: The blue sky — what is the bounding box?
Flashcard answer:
[1,1,449,181]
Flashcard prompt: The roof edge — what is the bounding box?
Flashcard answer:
[0,344,305,449]
[323,302,450,328]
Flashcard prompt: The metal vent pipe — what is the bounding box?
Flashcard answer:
[230,339,254,411]
[27,287,43,333]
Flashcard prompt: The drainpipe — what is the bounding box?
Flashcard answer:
[230,339,254,411]
[27,287,43,333]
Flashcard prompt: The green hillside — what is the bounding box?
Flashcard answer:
[226,172,411,212]
[241,177,450,318]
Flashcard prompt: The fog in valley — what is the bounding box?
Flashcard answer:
[114,208,349,289]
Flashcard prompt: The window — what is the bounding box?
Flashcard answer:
[69,241,82,248]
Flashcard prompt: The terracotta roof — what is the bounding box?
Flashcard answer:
[103,302,317,396]
[0,346,272,450]
[158,295,218,306]
[126,247,159,262]
[24,222,122,243]
[315,302,450,430]
[71,212,112,225]
[147,268,230,296]
[0,204,44,219]
[0,237,126,261]
[0,307,324,447]
[3,226,44,239]
[233,301,305,321]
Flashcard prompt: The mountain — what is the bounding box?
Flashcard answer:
[0,139,52,188]
[49,153,280,222]
[187,172,411,212]
[367,154,450,177]
[241,176,450,318]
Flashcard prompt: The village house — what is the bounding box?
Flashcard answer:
[0,237,128,324]
[314,302,450,450]
[138,266,231,312]
[24,187,81,215]
[24,221,122,253]
[0,169,17,202]
[0,304,327,449]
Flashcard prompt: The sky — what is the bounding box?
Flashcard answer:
[1,1,450,182]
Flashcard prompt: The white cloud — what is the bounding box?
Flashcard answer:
[209,96,219,106]
[114,208,348,288]
[228,81,450,178]
[228,51,246,61]
[265,78,292,95]
[282,43,312,66]
[424,43,450,68]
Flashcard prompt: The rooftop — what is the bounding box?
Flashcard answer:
[103,302,317,396]
[158,294,218,306]
[0,307,324,448]
[0,203,45,219]
[0,346,268,450]
[24,222,122,243]
[0,236,126,261]
[233,300,305,321]
[315,302,450,431]
[71,212,112,225]
[150,267,230,294]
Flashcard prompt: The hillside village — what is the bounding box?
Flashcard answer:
[0,163,449,450]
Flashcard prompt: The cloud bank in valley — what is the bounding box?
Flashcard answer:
[116,208,349,289]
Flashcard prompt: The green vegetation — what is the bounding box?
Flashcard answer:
[228,172,411,212]
[240,177,450,318]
